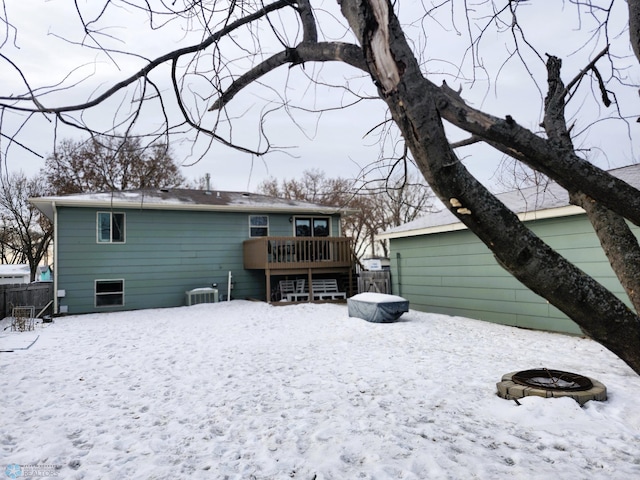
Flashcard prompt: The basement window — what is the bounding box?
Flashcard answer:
[95,279,125,307]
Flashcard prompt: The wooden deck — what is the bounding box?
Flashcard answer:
[243,236,354,301]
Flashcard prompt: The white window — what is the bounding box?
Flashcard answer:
[95,279,125,307]
[97,212,126,243]
[249,215,269,237]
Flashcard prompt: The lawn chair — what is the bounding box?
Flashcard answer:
[288,279,309,302]
[278,280,296,301]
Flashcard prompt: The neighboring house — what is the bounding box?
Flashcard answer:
[38,265,53,282]
[0,264,31,285]
[378,164,640,335]
[30,189,354,315]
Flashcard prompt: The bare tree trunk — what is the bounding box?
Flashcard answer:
[543,56,640,312]
[340,0,640,374]
[571,192,640,313]
[630,0,640,64]
[541,53,640,316]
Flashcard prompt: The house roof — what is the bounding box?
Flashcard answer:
[379,163,640,240]
[30,188,352,220]
[0,264,30,277]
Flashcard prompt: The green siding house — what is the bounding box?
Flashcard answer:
[378,164,640,335]
[31,189,352,315]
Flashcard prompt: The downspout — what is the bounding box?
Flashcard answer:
[52,202,59,315]
[395,252,402,297]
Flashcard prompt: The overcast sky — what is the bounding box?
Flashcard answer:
[0,1,638,192]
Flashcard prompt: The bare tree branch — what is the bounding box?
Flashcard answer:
[432,80,640,228]
[209,42,367,111]
[0,0,293,115]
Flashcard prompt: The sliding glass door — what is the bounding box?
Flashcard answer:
[294,217,330,260]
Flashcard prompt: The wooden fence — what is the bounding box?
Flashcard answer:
[0,283,54,319]
[358,271,392,294]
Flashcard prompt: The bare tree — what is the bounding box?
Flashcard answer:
[258,169,370,255]
[0,172,52,281]
[259,170,348,204]
[365,172,434,257]
[44,136,186,194]
[259,169,432,259]
[2,2,640,373]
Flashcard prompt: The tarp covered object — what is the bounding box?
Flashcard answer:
[347,293,409,323]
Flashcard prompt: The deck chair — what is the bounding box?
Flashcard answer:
[288,279,309,302]
[278,280,296,300]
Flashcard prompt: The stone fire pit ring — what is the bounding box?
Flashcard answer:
[497,369,607,406]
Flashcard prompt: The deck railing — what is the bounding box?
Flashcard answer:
[243,236,352,270]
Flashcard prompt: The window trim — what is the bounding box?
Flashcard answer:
[95,279,125,308]
[249,214,269,237]
[97,211,126,244]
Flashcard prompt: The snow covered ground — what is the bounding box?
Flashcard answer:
[1,301,639,479]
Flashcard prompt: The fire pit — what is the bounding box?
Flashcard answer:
[512,369,594,390]
[497,368,606,405]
